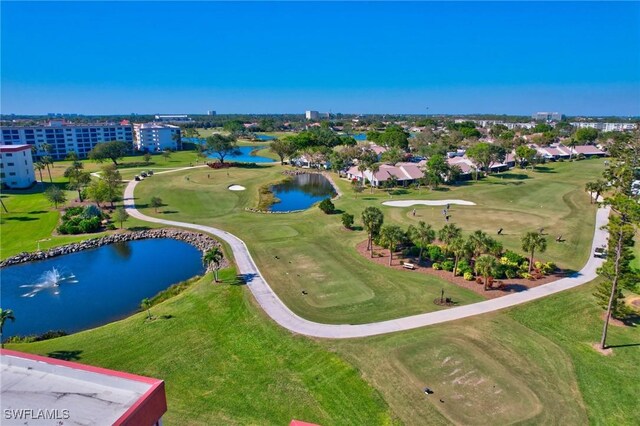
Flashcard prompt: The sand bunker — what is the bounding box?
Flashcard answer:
[382,199,476,207]
[228,185,246,191]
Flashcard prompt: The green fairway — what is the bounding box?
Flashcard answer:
[7,269,397,425]
[329,280,639,425]
[134,159,604,324]
[134,165,483,324]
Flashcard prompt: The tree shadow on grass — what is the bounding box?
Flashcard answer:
[534,166,557,173]
[161,210,179,214]
[5,216,39,222]
[621,313,640,328]
[494,173,530,180]
[361,197,377,201]
[487,181,525,186]
[47,350,83,361]
[350,225,364,231]
[28,210,48,214]
[432,187,451,192]
[128,226,151,231]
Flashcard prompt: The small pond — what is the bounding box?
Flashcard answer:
[182,138,275,163]
[270,174,337,212]
[0,239,204,338]
[255,134,276,141]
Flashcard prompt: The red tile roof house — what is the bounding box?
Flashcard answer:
[1,349,167,426]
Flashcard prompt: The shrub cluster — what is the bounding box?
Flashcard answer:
[58,206,103,235]
[318,198,335,214]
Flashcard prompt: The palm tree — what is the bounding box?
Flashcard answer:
[34,162,45,183]
[438,223,462,248]
[203,247,224,282]
[357,163,367,188]
[521,231,548,273]
[369,163,380,193]
[380,225,405,266]
[361,207,384,257]
[42,156,54,183]
[585,180,606,204]
[0,308,16,348]
[467,230,491,259]
[474,255,499,290]
[407,221,435,261]
[450,236,471,277]
[141,299,152,320]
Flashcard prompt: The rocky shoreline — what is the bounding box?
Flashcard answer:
[0,228,229,271]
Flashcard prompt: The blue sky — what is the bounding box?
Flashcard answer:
[2,1,639,115]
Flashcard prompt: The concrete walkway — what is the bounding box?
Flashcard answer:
[124,174,610,339]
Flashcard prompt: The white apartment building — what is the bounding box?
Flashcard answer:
[133,123,181,152]
[570,122,637,132]
[0,145,36,189]
[154,114,191,122]
[305,110,320,120]
[0,120,133,160]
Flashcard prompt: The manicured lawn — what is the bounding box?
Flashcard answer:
[329,279,639,425]
[0,184,109,258]
[7,269,397,426]
[135,165,483,324]
[510,279,639,425]
[134,159,603,324]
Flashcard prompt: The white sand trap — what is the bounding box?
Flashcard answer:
[228,185,246,191]
[382,199,476,207]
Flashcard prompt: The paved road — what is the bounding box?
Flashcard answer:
[124,176,610,339]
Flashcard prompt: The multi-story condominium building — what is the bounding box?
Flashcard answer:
[0,145,36,189]
[0,120,133,160]
[305,110,320,120]
[154,114,191,123]
[570,122,637,132]
[133,123,181,152]
[532,112,564,121]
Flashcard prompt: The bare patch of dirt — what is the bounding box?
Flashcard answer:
[600,312,627,327]
[355,239,565,300]
[591,343,613,356]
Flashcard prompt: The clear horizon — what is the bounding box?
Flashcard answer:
[2,1,639,116]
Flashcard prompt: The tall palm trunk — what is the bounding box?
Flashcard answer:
[600,228,624,349]
[46,164,52,183]
[389,246,393,266]
[453,255,460,277]
[529,249,535,273]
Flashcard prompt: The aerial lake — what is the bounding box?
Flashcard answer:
[0,238,204,338]
[270,174,337,212]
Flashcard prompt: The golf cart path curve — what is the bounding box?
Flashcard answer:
[383,199,476,207]
[124,175,609,339]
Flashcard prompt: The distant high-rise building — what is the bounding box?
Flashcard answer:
[532,112,564,121]
[207,110,216,116]
[305,110,320,120]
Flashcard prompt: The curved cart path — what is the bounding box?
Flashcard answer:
[124,176,610,339]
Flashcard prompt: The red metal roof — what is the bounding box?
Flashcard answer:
[0,144,31,153]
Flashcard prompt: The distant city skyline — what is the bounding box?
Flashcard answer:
[1,2,639,116]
